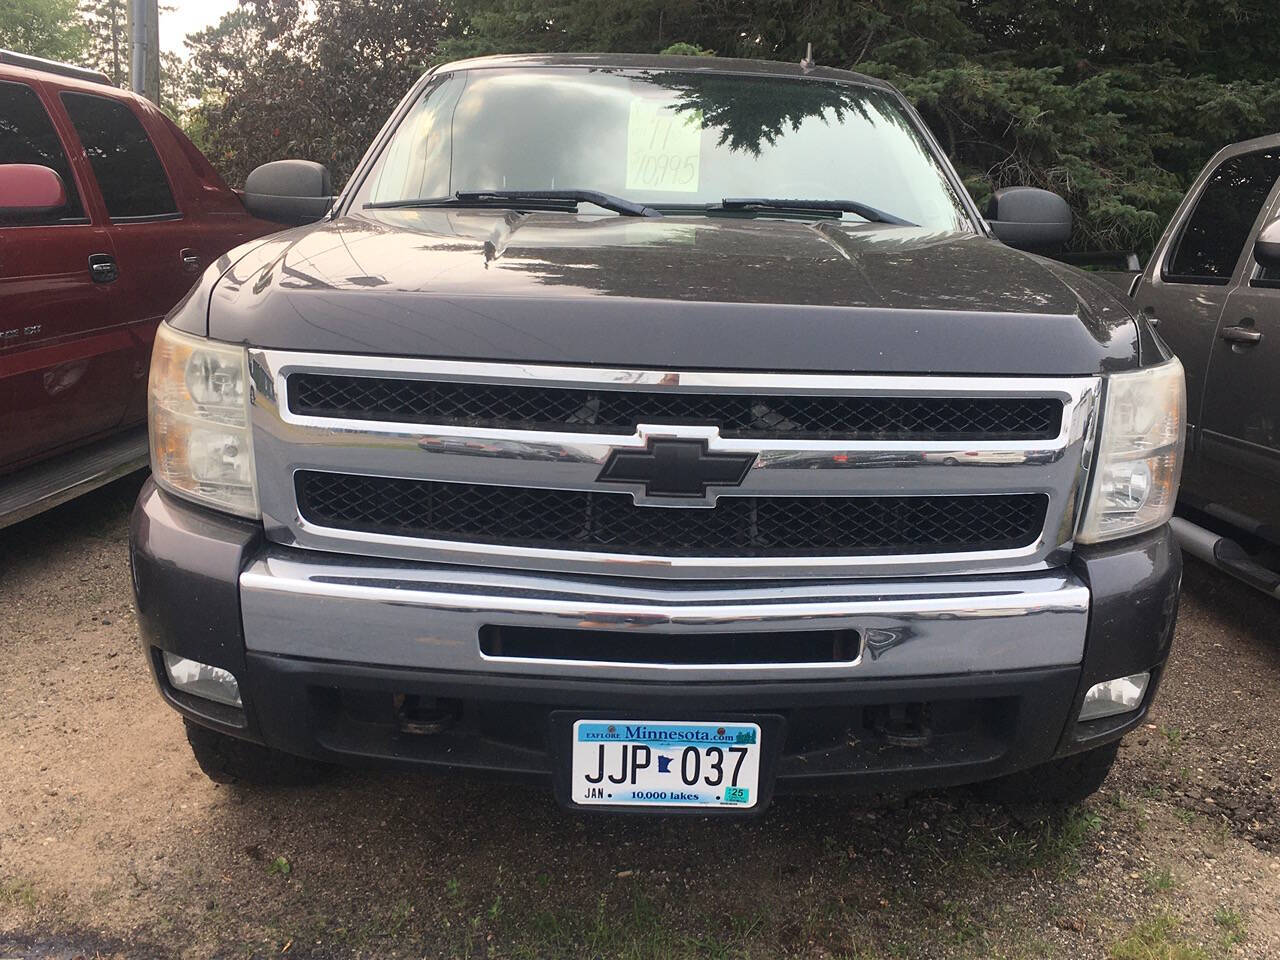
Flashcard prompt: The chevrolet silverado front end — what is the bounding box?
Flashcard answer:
[129,54,1183,813]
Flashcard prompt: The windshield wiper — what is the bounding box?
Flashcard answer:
[458,190,662,218]
[366,190,662,218]
[716,198,915,226]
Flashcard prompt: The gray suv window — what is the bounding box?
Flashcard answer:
[1164,149,1280,285]
[0,79,85,224]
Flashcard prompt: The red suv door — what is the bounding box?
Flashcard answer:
[0,76,131,472]
[56,89,207,426]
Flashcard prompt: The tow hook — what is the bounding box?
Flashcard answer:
[869,703,933,748]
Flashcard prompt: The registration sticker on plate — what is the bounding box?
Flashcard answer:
[571,720,761,808]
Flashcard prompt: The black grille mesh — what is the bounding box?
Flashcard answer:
[295,472,1047,557]
[289,374,1062,441]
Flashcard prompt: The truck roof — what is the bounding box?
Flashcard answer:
[0,49,168,115]
[0,49,112,86]
[432,52,894,91]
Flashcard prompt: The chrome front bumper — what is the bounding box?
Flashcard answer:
[240,548,1090,683]
[132,481,1182,785]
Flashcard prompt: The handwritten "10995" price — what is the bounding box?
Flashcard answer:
[627,101,702,193]
[630,153,698,189]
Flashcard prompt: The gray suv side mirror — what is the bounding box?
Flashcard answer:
[1254,217,1280,270]
[243,160,335,225]
[986,187,1072,252]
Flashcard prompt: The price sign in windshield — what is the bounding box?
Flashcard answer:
[626,101,703,193]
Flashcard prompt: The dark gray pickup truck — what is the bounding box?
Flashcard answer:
[1131,134,1280,598]
[128,54,1185,813]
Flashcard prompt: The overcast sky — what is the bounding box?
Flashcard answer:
[160,0,241,56]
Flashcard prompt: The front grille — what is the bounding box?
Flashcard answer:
[295,471,1048,557]
[289,374,1062,441]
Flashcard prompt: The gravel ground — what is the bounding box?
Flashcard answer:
[1,473,1279,960]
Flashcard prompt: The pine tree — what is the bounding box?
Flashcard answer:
[170,0,1280,254]
[438,0,1280,255]
[78,0,127,86]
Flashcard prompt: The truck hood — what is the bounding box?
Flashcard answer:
[204,208,1140,375]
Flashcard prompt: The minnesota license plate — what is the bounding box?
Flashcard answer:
[571,720,761,808]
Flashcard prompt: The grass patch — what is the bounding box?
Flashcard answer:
[1110,793,1138,813]
[1110,913,1208,960]
[267,856,292,877]
[1144,866,1176,893]
[1213,906,1246,947]
[962,807,1103,876]
[502,893,741,960]
[938,899,983,946]
[382,898,414,939]
[1160,726,1185,750]
[0,878,39,911]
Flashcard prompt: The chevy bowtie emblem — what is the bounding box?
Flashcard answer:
[597,437,756,500]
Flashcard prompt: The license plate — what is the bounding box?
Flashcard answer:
[570,719,761,808]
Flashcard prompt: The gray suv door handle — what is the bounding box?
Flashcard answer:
[1221,324,1262,345]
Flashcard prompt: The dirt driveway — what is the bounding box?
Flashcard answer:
[2,474,1279,960]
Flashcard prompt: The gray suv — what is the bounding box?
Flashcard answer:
[129,54,1184,813]
[1132,134,1280,598]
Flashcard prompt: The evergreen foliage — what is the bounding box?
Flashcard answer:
[436,0,1280,253]
[13,0,1270,253]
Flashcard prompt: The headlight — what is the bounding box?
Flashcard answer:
[149,322,259,518]
[1077,358,1184,543]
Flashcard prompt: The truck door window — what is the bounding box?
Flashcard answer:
[1163,149,1280,285]
[60,92,178,220]
[0,80,85,224]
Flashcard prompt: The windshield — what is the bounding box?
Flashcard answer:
[357,67,974,231]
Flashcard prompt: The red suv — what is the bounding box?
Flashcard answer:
[0,50,279,526]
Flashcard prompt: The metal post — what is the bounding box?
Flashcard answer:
[127,0,159,102]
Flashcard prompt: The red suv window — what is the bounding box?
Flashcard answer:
[0,79,85,224]
[61,91,178,220]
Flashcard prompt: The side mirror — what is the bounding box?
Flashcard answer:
[986,187,1072,252]
[0,164,67,218]
[1254,217,1280,270]
[243,160,335,225]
